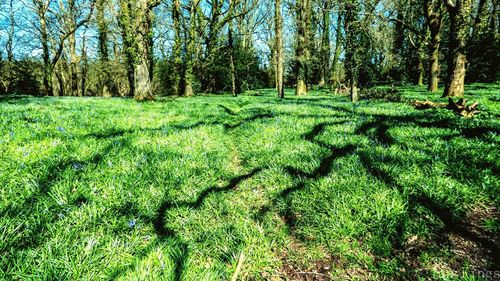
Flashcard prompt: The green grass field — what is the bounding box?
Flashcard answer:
[1,84,499,280]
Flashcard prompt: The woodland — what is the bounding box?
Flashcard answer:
[0,0,499,280]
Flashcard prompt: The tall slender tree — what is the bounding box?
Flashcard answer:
[184,0,199,96]
[318,0,331,87]
[275,0,284,98]
[424,0,443,92]
[344,2,360,102]
[31,0,94,96]
[172,0,183,95]
[295,0,311,96]
[96,0,109,62]
[330,7,343,86]
[228,0,237,97]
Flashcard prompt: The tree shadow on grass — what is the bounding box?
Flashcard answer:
[253,105,498,277]
[0,138,130,255]
[99,100,500,278]
[83,108,276,142]
[355,115,500,274]
[0,95,46,105]
[256,120,356,235]
[4,95,498,278]
[218,104,239,115]
[151,168,263,281]
[355,118,393,147]
[268,97,499,138]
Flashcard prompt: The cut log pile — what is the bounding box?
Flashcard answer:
[412,98,480,117]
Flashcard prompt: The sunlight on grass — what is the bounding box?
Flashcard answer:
[0,84,498,279]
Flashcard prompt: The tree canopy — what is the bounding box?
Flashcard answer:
[0,0,497,99]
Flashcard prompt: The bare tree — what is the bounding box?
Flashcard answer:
[26,0,94,96]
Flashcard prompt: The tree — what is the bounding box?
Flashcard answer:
[466,0,499,82]
[118,0,161,100]
[344,2,360,102]
[295,0,311,96]
[424,0,443,92]
[1,0,16,94]
[172,0,183,95]
[330,6,343,86]
[96,0,109,62]
[442,0,473,97]
[228,0,237,97]
[33,0,52,95]
[66,0,80,96]
[318,0,331,87]
[275,0,284,98]
[6,0,15,63]
[29,0,94,96]
[184,0,200,97]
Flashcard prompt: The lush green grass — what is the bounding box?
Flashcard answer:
[1,84,499,280]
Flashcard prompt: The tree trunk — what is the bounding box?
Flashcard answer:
[184,0,199,97]
[418,56,424,86]
[428,38,440,92]
[344,3,359,103]
[295,0,310,96]
[134,57,153,100]
[172,0,183,95]
[275,0,285,98]
[443,0,472,98]
[228,29,237,97]
[331,10,343,86]
[393,4,405,81]
[7,0,14,63]
[81,30,88,97]
[68,30,79,96]
[319,0,331,87]
[38,3,53,96]
[350,78,358,103]
[134,4,155,101]
[97,0,109,62]
[69,34,80,97]
[97,0,111,96]
[443,50,467,97]
[228,0,237,97]
[273,45,278,90]
[424,0,442,92]
[118,0,159,100]
[228,30,237,97]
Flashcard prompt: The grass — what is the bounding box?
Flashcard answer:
[0,84,499,280]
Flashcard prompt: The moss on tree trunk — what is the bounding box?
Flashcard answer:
[443,0,472,98]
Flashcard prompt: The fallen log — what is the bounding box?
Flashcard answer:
[412,98,480,118]
[446,98,480,118]
[413,100,447,110]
